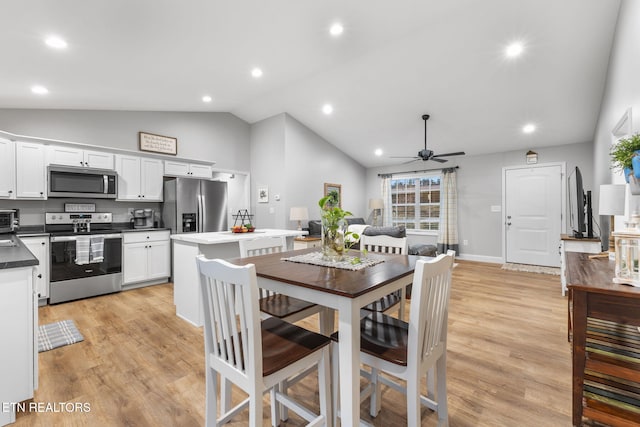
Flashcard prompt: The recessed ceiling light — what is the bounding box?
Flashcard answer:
[329,23,344,36]
[31,85,48,95]
[202,95,212,103]
[322,104,333,115]
[374,149,383,156]
[251,68,263,78]
[522,123,536,134]
[45,36,67,49]
[505,42,524,58]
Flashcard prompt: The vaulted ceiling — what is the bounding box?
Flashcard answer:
[0,0,621,167]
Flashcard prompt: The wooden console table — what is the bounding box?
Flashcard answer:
[566,252,640,426]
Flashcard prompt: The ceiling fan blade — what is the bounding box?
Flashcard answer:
[430,157,448,163]
[390,156,420,159]
[432,151,465,158]
[402,158,421,164]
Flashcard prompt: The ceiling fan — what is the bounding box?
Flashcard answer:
[391,114,465,163]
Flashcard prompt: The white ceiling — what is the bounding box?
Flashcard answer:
[0,0,620,168]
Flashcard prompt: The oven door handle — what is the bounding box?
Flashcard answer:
[50,233,122,242]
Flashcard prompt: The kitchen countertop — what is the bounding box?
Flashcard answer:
[15,225,170,236]
[170,228,305,245]
[0,233,39,269]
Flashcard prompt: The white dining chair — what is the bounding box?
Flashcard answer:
[238,236,332,422]
[239,236,329,328]
[196,256,332,427]
[331,252,454,426]
[360,234,409,319]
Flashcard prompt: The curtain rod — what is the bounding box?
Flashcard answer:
[377,165,459,177]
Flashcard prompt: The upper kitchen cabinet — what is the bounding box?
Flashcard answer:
[115,154,163,201]
[15,141,46,199]
[0,138,16,199]
[164,160,212,179]
[46,145,114,170]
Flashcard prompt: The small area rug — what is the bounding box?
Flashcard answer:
[38,319,84,353]
[501,263,560,276]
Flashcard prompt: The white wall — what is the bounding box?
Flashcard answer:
[366,141,593,261]
[0,109,250,171]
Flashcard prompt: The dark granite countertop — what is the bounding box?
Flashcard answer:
[0,233,39,270]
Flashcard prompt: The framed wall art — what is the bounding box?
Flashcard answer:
[139,132,178,155]
[324,183,341,208]
[258,186,269,203]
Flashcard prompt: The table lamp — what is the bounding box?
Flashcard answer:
[599,184,626,257]
[369,198,384,226]
[290,206,309,231]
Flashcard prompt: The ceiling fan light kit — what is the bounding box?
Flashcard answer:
[390,114,465,163]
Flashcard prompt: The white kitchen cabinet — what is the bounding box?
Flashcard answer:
[19,236,50,301]
[115,154,163,201]
[123,230,170,286]
[0,267,36,426]
[15,141,46,199]
[164,160,212,179]
[46,145,114,170]
[0,139,16,199]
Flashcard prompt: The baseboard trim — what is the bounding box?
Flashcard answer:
[456,254,503,264]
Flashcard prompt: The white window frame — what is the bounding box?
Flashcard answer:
[387,172,442,235]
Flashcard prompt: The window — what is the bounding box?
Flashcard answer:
[389,174,441,231]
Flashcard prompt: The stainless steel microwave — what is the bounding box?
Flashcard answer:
[48,165,118,199]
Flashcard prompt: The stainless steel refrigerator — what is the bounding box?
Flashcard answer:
[162,178,228,234]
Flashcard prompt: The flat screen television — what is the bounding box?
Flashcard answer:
[568,166,593,238]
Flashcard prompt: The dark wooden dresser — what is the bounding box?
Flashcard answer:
[566,252,640,426]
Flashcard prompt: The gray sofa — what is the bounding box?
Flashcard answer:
[305,218,366,237]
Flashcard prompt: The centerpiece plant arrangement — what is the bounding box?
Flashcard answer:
[610,133,640,183]
[318,195,362,262]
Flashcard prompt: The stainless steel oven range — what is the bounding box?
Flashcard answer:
[46,212,123,304]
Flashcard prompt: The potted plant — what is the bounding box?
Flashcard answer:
[611,133,640,182]
[318,195,357,262]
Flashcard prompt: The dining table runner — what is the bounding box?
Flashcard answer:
[282,251,384,271]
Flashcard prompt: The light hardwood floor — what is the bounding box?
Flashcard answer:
[13,260,571,426]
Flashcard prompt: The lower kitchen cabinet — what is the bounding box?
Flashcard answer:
[122,230,170,287]
[0,267,37,427]
[19,235,50,303]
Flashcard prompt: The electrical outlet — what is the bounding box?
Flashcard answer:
[463,240,469,246]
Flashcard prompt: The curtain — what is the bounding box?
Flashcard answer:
[437,168,459,254]
[381,176,391,226]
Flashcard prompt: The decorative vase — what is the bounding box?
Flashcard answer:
[632,152,640,179]
[321,216,347,262]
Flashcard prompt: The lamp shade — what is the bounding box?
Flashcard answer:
[599,184,626,216]
[369,198,384,210]
[289,206,309,221]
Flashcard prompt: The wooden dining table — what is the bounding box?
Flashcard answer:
[229,247,420,426]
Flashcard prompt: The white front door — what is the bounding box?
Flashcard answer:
[505,164,563,267]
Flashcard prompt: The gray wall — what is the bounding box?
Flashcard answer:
[284,114,366,224]
[249,114,286,228]
[0,109,251,171]
[593,0,640,226]
[365,141,593,261]
[250,113,366,229]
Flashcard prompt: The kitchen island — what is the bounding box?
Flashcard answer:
[171,229,305,326]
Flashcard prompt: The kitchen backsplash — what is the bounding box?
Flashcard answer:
[0,199,162,226]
